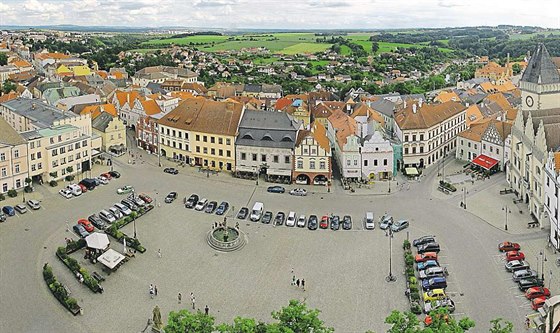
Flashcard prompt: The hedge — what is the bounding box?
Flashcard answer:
[43,263,81,315]
[56,247,102,293]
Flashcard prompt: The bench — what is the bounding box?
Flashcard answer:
[528,221,539,228]
[63,284,72,296]
[92,271,105,282]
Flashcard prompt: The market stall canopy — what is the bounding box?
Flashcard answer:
[405,167,419,176]
[471,154,499,170]
[97,249,125,270]
[85,232,110,250]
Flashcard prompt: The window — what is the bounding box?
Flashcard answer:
[226,151,231,158]
[354,159,358,166]
[60,147,65,154]
[196,146,200,153]
[218,138,223,144]
[490,146,493,153]
[273,155,279,163]
[297,160,303,169]
[14,150,19,158]
[203,136,207,142]
[303,148,308,154]
[383,159,388,166]
[196,135,200,141]
[474,144,477,149]
[0,153,5,161]
[468,142,471,148]
[15,164,20,173]
[211,137,215,144]
[2,183,6,192]
[374,160,378,166]
[52,150,58,157]
[68,155,73,162]
[61,157,66,165]
[483,144,486,149]
[30,142,35,149]
[285,156,290,164]
[226,139,231,145]
[412,147,416,154]
[311,148,317,155]
[219,149,223,156]
[496,148,500,154]
[310,160,315,169]
[320,161,326,169]
[261,154,266,162]
[364,160,368,167]
[173,130,176,137]
[1,168,6,177]
[50,138,54,144]
[404,148,409,154]
[15,179,21,188]
[82,140,87,147]
[346,160,351,166]
[31,153,35,160]
[412,135,416,142]
[241,152,246,160]
[58,135,62,142]
[420,134,424,141]
[211,148,215,155]
[38,163,42,169]
[203,147,208,154]
[31,164,36,171]
[420,146,424,153]
[75,143,80,149]
[405,135,409,142]
[252,154,257,161]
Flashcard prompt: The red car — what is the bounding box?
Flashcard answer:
[78,183,88,193]
[101,173,112,180]
[498,241,520,252]
[320,215,329,229]
[139,193,153,204]
[78,218,94,232]
[506,251,525,262]
[526,287,551,300]
[415,252,438,263]
[532,297,547,310]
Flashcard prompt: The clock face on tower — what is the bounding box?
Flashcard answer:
[526,96,534,108]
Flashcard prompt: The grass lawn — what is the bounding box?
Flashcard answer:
[340,45,352,55]
[509,30,560,40]
[142,35,229,46]
[281,43,332,55]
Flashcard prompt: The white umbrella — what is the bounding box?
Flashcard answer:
[85,232,110,250]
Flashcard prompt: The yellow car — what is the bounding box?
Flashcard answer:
[423,289,447,302]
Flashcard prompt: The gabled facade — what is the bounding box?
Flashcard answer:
[544,152,560,249]
[361,131,394,181]
[327,109,361,180]
[293,121,331,186]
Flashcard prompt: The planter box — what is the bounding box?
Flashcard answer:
[56,252,102,293]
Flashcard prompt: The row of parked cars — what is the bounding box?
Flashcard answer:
[0,199,41,221]
[266,186,307,196]
[72,193,152,238]
[499,241,552,311]
[183,194,230,215]
[59,171,121,199]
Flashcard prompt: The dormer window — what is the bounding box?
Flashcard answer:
[281,135,293,142]
[242,133,254,140]
[262,135,273,141]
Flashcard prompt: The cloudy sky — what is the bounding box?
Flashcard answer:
[0,0,558,29]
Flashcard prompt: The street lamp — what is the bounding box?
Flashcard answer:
[386,228,396,282]
[131,188,137,238]
[502,206,510,231]
[541,251,546,281]
[461,188,467,209]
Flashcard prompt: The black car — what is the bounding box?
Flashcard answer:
[417,242,441,254]
[262,211,273,224]
[518,278,545,291]
[121,199,138,211]
[342,215,352,230]
[216,202,229,215]
[108,170,121,178]
[330,215,340,230]
[79,178,96,191]
[205,201,217,213]
[185,194,199,209]
[73,224,90,238]
[164,167,179,175]
[274,212,285,225]
[165,192,178,203]
[237,207,249,219]
[267,186,285,194]
[0,211,6,222]
[88,214,106,229]
[413,235,436,247]
[307,215,318,230]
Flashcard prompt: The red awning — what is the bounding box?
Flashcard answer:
[471,154,499,170]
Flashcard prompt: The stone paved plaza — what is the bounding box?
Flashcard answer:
[0,149,557,332]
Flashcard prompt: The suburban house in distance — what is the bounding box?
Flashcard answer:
[132,66,198,87]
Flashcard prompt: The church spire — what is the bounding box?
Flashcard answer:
[521,44,560,85]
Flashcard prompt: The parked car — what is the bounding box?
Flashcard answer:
[59,188,73,199]
[419,267,445,280]
[320,215,329,229]
[330,215,340,230]
[88,214,106,230]
[23,200,37,210]
[286,212,296,227]
[13,204,27,214]
[67,184,82,196]
[78,183,88,193]
[526,287,551,300]
[73,224,90,238]
[195,198,208,211]
[512,269,538,282]
[518,278,545,291]
[413,235,436,247]
[215,202,229,215]
[379,215,393,230]
[109,206,123,219]
[506,250,525,262]
[262,211,273,224]
[274,212,285,225]
[391,219,409,232]
[120,199,138,211]
[532,297,548,310]
[267,186,285,193]
[185,194,199,209]
[79,178,96,191]
[117,185,134,195]
[364,212,375,230]
[237,207,249,219]
[417,260,439,271]
[165,192,178,203]
[297,215,307,228]
[108,170,121,178]
[101,172,112,180]
[97,176,108,185]
[308,215,318,230]
[423,289,447,302]
[114,203,132,216]
[422,277,447,290]
[99,209,116,223]
[164,167,179,175]
[342,215,352,230]
[505,260,530,272]
[424,298,456,314]
[2,206,15,216]
[289,188,307,196]
[415,252,438,263]
[498,241,521,252]
[78,218,94,232]
[417,243,441,254]
[205,201,217,213]
[139,193,153,204]
[131,196,146,207]
[0,211,5,222]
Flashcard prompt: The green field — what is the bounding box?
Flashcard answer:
[509,30,560,40]
[143,35,229,45]
[280,43,332,55]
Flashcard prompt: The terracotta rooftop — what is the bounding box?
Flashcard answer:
[457,120,490,142]
[328,109,358,149]
[395,101,467,130]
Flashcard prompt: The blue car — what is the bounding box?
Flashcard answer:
[2,205,15,216]
[417,260,439,271]
[215,201,229,215]
[421,276,447,290]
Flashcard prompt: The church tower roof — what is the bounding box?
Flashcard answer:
[521,44,560,85]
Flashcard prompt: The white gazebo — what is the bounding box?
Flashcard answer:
[97,249,125,271]
[85,232,110,250]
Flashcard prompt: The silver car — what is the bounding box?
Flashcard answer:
[114,203,132,216]
[109,206,123,219]
[27,199,41,210]
[297,215,306,228]
[379,215,393,230]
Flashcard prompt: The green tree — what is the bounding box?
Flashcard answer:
[489,318,514,333]
[2,80,16,94]
[371,42,380,54]
[271,299,334,333]
[384,310,420,333]
[0,53,7,66]
[512,63,521,75]
[164,309,214,333]
[216,317,268,333]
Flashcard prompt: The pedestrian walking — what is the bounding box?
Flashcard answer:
[149,284,154,299]
[178,292,182,304]
[235,222,239,229]
[191,293,196,310]
[292,275,296,286]
[296,279,300,288]
[205,305,209,315]
[301,279,305,291]
[66,221,69,232]
[154,285,158,296]
[157,249,162,258]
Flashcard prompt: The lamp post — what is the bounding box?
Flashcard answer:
[541,251,546,281]
[549,269,553,289]
[502,205,510,231]
[386,228,396,282]
[131,188,137,238]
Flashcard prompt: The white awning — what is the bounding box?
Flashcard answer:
[85,232,110,250]
[97,248,125,270]
[405,167,419,176]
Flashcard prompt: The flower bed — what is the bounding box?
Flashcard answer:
[43,263,82,315]
[65,238,86,254]
[403,240,422,314]
[56,247,103,293]
[439,180,457,192]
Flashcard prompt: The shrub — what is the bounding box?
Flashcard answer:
[24,185,33,193]
[410,292,420,301]
[56,246,68,258]
[405,267,414,277]
[409,276,417,284]
[0,193,4,201]
[65,297,78,309]
[405,255,414,266]
[66,257,80,273]
[409,285,419,294]
[66,239,86,253]
[403,239,411,250]
[49,180,58,187]
[410,302,422,314]
[7,189,17,197]
[43,264,54,284]
[65,175,75,181]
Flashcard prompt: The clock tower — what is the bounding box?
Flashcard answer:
[520,44,560,112]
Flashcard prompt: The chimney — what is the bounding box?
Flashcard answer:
[418,98,423,108]
[31,103,36,110]
[412,104,417,114]
[466,102,470,107]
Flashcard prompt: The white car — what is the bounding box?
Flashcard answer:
[59,188,73,199]
[114,203,132,216]
[67,184,82,196]
[286,211,296,227]
[109,206,123,219]
[27,199,41,210]
[195,198,208,211]
[297,215,306,227]
[97,176,109,185]
[289,188,308,196]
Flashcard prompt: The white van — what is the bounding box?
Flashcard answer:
[365,212,375,230]
[67,184,82,196]
[250,202,264,221]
